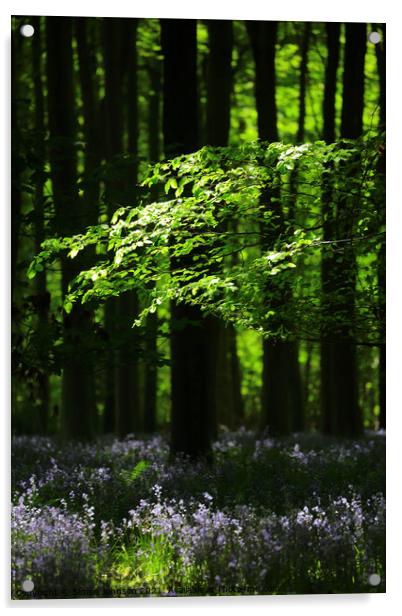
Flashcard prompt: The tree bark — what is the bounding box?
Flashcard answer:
[374,23,386,430]
[143,57,162,434]
[246,21,279,143]
[322,23,340,145]
[11,25,22,302]
[75,18,102,228]
[296,22,311,144]
[287,22,312,432]
[320,23,341,434]
[161,19,212,459]
[116,18,142,436]
[206,20,233,147]
[247,20,303,435]
[204,20,243,431]
[46,16,95,440]
[32,16,50,434]
[102,18,125,434]
[102,18,141,436]
[322,23,366,436]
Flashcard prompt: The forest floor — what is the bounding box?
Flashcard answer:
[11,428,385,599]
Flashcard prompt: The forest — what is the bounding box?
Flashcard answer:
[11,16,385,599]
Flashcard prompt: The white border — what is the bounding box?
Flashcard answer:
[2,1,401,614]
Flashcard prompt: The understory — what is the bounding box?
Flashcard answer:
[11,428,385,598]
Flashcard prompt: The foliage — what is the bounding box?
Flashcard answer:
[28,136,385,346]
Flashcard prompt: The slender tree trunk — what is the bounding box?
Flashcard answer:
[337,23,366,436]
[75,17,103,434]
[374,23,386,430]
[296,22,311,144]
[204,20,243,431]
[341,24,366,137]
[161,19,212,459]
[206,20,233,146]
[32,16,49,433]
[103,18,139,436]
[322,23,340,145]
[46,16,95,440]
[246,22,278,144]
[247,21,303,435]
[75,18,101,228]
[11,27,22,303]
[102,19,123,433]
[322,23,366,436]
[287,22,312,432]
[143,59,162,434]
[303,341,313,411]
[229,324,244,425]
[321,22,341,434]
[115,19,142,436]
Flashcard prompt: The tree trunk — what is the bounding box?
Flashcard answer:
[320,23,341,434]
[116,19,142,436]
[11,26,22,303]
[337,23,366,436]
[296,22,311,144]
[75,17,104,434]
[287,22,312,432]
[32,16,49,434]
[161,19,212,459]
[206,20,233,147]
[247,21,303,435]
[205,20,243,431]
[246,22,278,144]
[374,23,386,430]
[143,58,162,434]
[322,23,340,145]
[229,325,245,425]
[46,16,95,440]
[103,18,141,436]
[322,23,366,436]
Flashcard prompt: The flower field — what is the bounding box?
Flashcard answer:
[11,429,385,599]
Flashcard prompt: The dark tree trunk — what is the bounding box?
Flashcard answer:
[229,325,245,424]
[103,19,126,434]
[246,21,279,143]
[206,20,233,147]
[296,22,311,144]
[75,18,102,228]
[321,23,341,434]
[341,24,366,139]
[11,27,22,302]
[116,19,142,437]
[374,23,386,430]
[102,18,126,434]
[75,17,103,434]
[143,58,162,434]
[102,18,141,436]
[303,342,313,413]
[287,22,312,432]
[161,19,212,459]
[337,23,366,436]
[32,16,49,433]
[322,23,366,436]
[247,21,303,435]
[322,23,340,145]
[46,17,95,440]
[161,20,199,156]
[377,176,386,434]
[205,20,243,430]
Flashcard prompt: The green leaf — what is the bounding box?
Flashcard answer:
[64,301,73,314]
